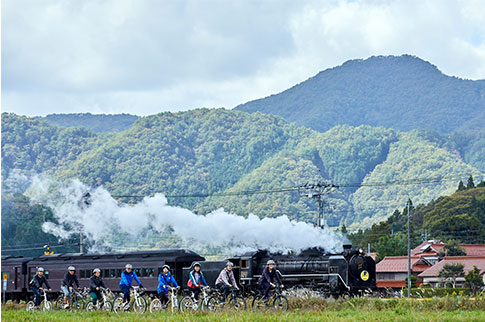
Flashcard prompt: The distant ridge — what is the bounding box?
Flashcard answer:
[236,55,485,134]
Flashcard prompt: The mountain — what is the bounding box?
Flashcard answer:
[39,113,140,132]
[235,55,485,135]
[2,110,482,232]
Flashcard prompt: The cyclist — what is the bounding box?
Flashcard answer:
[120,264,144,309]
[89,268,107,305]
[258,260,284,302]
[29,267,52,310]
[61,266,81,309]
[215,261,239,303]
[187,262,208,300]
[157,264,178,305]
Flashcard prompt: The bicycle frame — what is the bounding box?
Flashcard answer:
[168,286,179,312]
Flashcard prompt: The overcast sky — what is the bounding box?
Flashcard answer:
[2,0,485,116]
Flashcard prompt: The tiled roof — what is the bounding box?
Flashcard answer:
[376,256,432,273]
[418,256,485,277]
[411,241,485,256]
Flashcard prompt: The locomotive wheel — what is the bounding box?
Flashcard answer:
[272,295,288,312]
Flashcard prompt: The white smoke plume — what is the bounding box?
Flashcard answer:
[26,178,346,254]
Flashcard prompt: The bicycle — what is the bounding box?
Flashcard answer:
[149,286,180,313]
[113,286,148,313]
[179,285,212,312]
[54,287,85,311]
[85,287,114,312]
[206,286,246,312]
[26,289,53,312]
[252,285,288,312]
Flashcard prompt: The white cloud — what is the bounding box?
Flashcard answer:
[2,0,485,116]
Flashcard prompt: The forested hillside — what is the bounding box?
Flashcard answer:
[236,55,485,135]
[349,181,485,261]
[39,113,140,133]
[2,110,482,232]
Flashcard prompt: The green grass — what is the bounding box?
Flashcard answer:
[3,297,485,321]
[2,310,485,322]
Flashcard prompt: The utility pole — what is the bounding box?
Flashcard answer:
[407,199,411,298]
[301,182,336,228]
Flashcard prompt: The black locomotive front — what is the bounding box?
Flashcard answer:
[232,244,376,296]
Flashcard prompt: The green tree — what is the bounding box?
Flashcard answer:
[439,263,465,288]
[467,176,475,189]
[405,275,417,288]
[465,265,484,295]
[457,180,466,191]
[477,180,485,188]
[440,240,467,257]
[374,234,407,262]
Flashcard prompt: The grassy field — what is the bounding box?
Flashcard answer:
[2,297,485,321]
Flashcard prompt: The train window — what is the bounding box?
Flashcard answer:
[158,267,163,275]
[147,268,155,277]
[104,269,110,278]
[241,260,248,269]
[142,268,147,277]
[80,270,85,279]
[110,269,116,278]
[44,271,49,279]
[135,268,141,276]
[116,269,122,278]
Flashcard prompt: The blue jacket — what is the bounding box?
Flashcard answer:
[189,270,208,287]
[157,272,178,293]
[120,271,141,287]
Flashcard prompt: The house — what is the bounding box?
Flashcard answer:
[411,240,485,265]
[375,256,433,288]
[418,256,485,288]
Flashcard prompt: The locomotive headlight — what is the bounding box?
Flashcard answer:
[359,248,363,254]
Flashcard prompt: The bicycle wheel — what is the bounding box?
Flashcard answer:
[113,295,125,313]
[230,295,246,311]
[42,300,53,312]
[272,295,288,312]
[54,296,64,310]
[102,300,113,312]
[85,302,95,312]
[133,296,147,313]
[71,297,82,311]
[149,298,162,312]
[179,296,197,312]
[205,296,221,312]
[251,295,267,312]
[26,301,35,311]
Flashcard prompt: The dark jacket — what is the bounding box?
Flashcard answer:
[29,274,51,289]
[89,275,107,292]
[258,267,282,285]
[62,272,80,287]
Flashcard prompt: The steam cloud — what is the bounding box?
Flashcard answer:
[26,177,346,254]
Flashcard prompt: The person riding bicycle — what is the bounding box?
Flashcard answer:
[89,268,107,305]
[215,261,239,304]
[157,264,178,305]
[29,267,52,310]
[119,264,144,309]
[187,262,208,300]
[258,260,284,302]
[61,266,81,309]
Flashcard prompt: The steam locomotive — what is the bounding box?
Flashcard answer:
[1,245,376,301]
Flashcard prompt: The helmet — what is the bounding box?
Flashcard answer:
[125,264,133,269]
[267,260,276,265]
[68,266,75,271]
[37,267,44,272]
[162,264,170,271]
[226,261,234,267]
[93,268,101,273]
[192,262,201,268]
